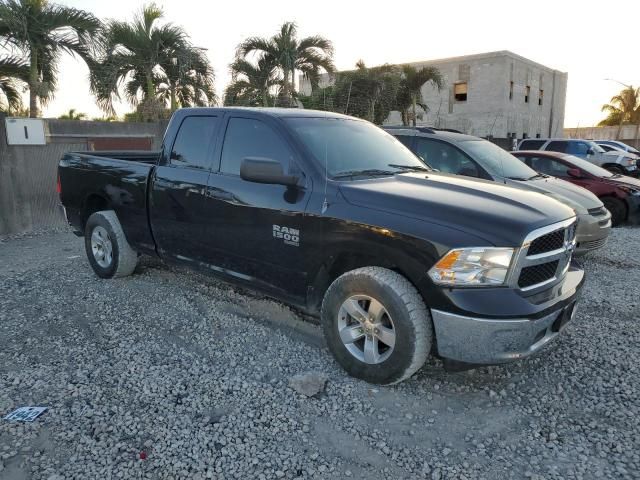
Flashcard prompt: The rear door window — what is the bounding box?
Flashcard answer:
[220,117,294,176]
[519,139,545,150]
[546,141,568,153]
[170,116,218,169]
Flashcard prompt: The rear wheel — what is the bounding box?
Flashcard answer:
[84,210,138,278]
[321,267,432,384]
[602,197,627,227]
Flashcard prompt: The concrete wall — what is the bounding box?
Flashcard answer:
[300,51,567,139]
[0,115,166,235]
[563,124,640,149]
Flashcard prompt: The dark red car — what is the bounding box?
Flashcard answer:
[513,150,640,226]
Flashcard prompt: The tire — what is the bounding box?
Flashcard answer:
[605,165,625,175]
[84,210,138,279]
[321,267,432,384]
[601,197,627,227]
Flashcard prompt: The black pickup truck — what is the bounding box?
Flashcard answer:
[58,108,584,384]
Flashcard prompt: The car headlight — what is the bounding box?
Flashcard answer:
[619,185,640,196]
[428,247,514,286]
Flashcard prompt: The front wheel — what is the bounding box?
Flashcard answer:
[321,267,432,384]
[602,197,627,227]
[84,210,138,279]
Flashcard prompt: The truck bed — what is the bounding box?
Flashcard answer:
[58,151,157,252]
[69,150,161,164]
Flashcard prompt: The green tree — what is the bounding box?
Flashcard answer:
[235,22,334,107]
[157,46,216,111]
[224,55,279,107]
[0,0,101,117]
[398,65,444,126]
[599,86,640,127]
[58,108,86,120]
[0,56,28,113]
[92,4,214,119]
[332,61,401,123]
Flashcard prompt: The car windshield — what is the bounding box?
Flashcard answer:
[563,154,614,177]
[460,139,538,180]
[285,117,428,178]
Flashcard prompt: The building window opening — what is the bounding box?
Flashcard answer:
[536,133,541,138]
[538,89,544,106]
[454,82,468,101]
[509,81,514,100]
[525,86,530,103]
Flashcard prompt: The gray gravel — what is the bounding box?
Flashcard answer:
[0,227,638,479]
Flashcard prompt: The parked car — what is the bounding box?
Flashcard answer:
[513,150,640,226]
[386,127,611,255]
[58,108,584,384]
[517,138,638,176]
[595,140,640,156]
[596,143,638,157]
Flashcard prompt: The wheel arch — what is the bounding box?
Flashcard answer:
[81,194,111,232]
[307,245,434,315]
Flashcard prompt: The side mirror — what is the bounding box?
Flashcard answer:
[567,168,582,179]
[587,147,595,156]
[240,157,299,187]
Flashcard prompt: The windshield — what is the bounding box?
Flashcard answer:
[460,139,538,179]
[285,117,427,177]
[563,154,614,177]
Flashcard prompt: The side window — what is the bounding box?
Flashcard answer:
[567,142,590,156]
[220,118,294,175]
[528,156,569,176]
[546,141,568,153]
[170,116,217,169]
[415,138,479,177]
[519,139,545,150]
[395,135,413,149]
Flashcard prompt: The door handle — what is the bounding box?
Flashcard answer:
[206,190,235,201]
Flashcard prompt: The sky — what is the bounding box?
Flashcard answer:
[41,0,639,127]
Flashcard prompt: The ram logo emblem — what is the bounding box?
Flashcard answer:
[273,225,300,247]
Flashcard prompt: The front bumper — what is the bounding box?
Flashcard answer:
[574,211,611,255]
[430,268,584,365]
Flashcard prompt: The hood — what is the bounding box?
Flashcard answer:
[599,174,640,190]
[338,172,575,247]
[506,176,603,214]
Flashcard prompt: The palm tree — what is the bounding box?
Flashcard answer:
[0,56,28,113]
[599,86,640,139]
[92,4,213,118]
[0,0,101,117]
[157,46,216,111]
[398,65,444,126]
[334,61,400,123]
[235,22,334,107]
[224,55,279,107]
[58,108,86,120]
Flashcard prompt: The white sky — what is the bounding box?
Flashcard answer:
[43,0,638,127]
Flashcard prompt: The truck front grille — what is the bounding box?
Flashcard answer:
[510,218,577,292]
[518,261,559,288]
[528,229,564,255]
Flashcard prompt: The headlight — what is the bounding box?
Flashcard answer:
[619,185,640,196]
[428,247,514,286]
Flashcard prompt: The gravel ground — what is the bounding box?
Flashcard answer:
[0,227,638,480]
